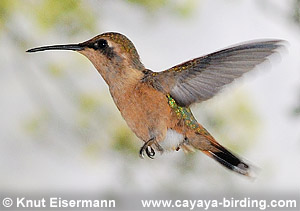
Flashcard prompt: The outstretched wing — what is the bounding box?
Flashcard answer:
[151,40,284,107]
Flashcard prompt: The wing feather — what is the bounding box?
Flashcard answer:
[151,39,285,106]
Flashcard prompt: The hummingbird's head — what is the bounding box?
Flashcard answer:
[27,32,145,84]
[78,32,144,70]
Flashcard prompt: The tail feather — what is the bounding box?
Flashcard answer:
[201,146,250,176]
[188,133,253,177]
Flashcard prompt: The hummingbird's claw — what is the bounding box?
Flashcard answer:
[146,146,155,159]
[139,150,144,159]
[139,138,156,159]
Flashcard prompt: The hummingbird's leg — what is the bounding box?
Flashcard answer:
[154,142,164,153]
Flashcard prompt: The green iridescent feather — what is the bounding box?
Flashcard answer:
[167,94,209,135]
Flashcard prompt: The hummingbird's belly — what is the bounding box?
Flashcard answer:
[160,129,184,151]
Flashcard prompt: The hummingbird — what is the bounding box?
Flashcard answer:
[27,32,283,176]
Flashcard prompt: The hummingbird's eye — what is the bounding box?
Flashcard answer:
[94,39,108,50]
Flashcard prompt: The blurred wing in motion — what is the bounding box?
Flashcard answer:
[151,40,285,107]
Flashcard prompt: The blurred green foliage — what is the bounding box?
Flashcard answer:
[23,110,49,136]
[34,0,96,35]
[127,0,196,17]
[292,0,300,117]
[0,0,18,30]
[293,108,300,115]
[293,0,300,26]
[112,126,139,155]
[196,89,260,153]
[0,0,96,36]
[292,102,300,116]
[79,93,101,114]
[48,64,64,78]
[127,0,168,11]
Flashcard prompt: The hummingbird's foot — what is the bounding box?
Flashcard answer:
[146,146,155,158]
[139,138,156,159]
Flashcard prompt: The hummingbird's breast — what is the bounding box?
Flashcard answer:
[109,80,178,143]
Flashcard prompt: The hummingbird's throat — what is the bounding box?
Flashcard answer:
[167,95,209,135]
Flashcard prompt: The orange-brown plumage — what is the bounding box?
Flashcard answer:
[27,32,285,176]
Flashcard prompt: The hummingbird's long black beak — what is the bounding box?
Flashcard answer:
[26,44,84,53]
